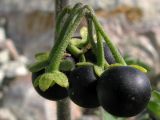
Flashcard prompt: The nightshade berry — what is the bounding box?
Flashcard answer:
[85,43,116,64]
[103,43,116,64]
[97,66,151,117]
[32,69,68,101]
[68,65,100,108]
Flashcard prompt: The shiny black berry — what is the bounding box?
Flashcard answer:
[85,43,116,64]
[32,69,68,101]
[103,43,116,64]
[68,65,100,108]
[97,66,151,117]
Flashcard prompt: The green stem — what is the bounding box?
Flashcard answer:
[87,17,97,54]
[48,3,83,62]
[56,7,71,37]
[55,1,71,120]
[86,6,126,65]
[69,36,89,48]
[96,29,105,68]
[92,15,126,65]
[67,44,83,56]
[46,6,87,72]
[57,98,71,120]
[104,60,109,68]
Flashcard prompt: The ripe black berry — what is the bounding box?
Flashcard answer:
[103,43,116,64]
[97,66,151,117]
[32,69,68,101]
[85,43,116,64]
[68,65,100,108]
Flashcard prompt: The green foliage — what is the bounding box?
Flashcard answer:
[35,52,49,61]
[147,90,160,119]
[28,60,48,72]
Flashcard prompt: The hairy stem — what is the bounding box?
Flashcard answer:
[96,29,105,68]
[55,1,70,120]
[92,14,126,65]
[86,6,126,65]
[87,17,97,54]
[56,7,71,38]
[47,3,83,72]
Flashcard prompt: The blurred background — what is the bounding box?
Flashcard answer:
[0,0,160,120]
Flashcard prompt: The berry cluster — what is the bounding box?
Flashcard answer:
[28,3,151,117]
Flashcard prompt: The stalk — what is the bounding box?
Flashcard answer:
[46,5,86,72]
[55,1,70,120]
[86,6,126,65]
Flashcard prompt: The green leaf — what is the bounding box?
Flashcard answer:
[28,60,48,72]
[147,90,160,119]
[94,65,104,76]
[153,90,160,100]
[35,52,49,61]
[129,64,147,73]
[60,59,75,71]
[38,71,69,91]
[150,90,160,102]
[147,101,160,118]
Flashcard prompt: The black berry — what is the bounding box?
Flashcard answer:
[85,43,116,64]
[97,66,151,117]
[32,69,68,101]
[68,65,99,108]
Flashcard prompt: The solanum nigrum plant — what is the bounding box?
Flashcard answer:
[27,2,158,119]
[28,3,88,101]
[97,66,151,117]
[68,64,99,108]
